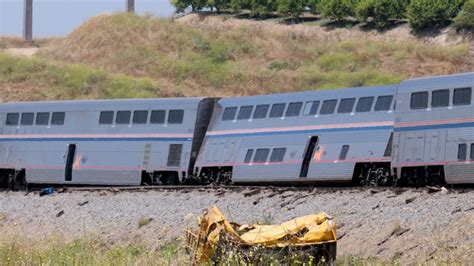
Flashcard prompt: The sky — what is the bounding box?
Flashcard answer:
[0,0,176,37]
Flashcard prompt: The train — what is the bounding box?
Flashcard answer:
[0,72,473,189]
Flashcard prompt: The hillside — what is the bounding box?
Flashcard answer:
[1,13,473,102]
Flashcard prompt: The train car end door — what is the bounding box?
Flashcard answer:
[300,136,319,178]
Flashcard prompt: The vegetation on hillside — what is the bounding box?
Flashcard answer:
[171,0,470,30]
[0,52,171,102]
[37,14,471,99]
[453,0,474,30]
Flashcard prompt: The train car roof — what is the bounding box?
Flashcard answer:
[0,97,206,112]
[398,72,474,93]
[216,84,398,105]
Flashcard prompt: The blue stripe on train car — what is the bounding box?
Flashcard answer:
[207,125,393,138]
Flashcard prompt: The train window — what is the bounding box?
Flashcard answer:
[222,107,238,121]
[410,92,428,109]
[168,110,184,124]
[286,102,303,117]
[338,98,355,113]
[150,110,166,124]
[237,106,253,120]
[244,149,254,163]
[254,148,270,163]
[51,112,65,125]
[320,99,337,115]
[355,97,374,112]
[431,89,449,108]
[339,145,350,160]
[374,95,393,111]
[453,87,471,106]
[471,144,474,160]
[6,113,19,126]
[270,148,286,162]
[269,103,286,118]
[458,143,467,161]
[133,110,148,124]
[20,113,34,125]
[99,111,114,124]
[116,111,131,124]
[303,101,320,116]
[36,112,50,125]
[253,105,269,119]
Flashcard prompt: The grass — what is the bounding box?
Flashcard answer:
[33,13,471,99]
[0,52,180,102]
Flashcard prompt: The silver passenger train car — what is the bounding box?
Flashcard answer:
[194,85,396,185]
[0,72,473,188]
[0,98,216,189]
[393,72,474,185]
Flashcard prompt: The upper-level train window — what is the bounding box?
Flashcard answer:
[133,110,148,124]
[338,98,355,113]
[431,89,449,108]
[150,110,166,124]
[36,112,50,125]
[410,92,428,109]
[21,113,34,125]
[374,95,393,111]
[222,107,238,121]
[458,143,467,161]
[51,112,65,125]
[6,113,19,126]
[453,87,471,106]
[237,106,253,120]
[99,111,114,124]
[254,148,270,163]
[253,105,269,119]
[168,110,184,124]
[244,149,254,163]
[471,144,474,160]
[270,148,286,162]
[320,99,337,115]
[116,111,131,124]
[339,145,350,160]
[356,97,374,112]
[286,102,303,117]
[303,101,320,116]
[269,103,286,118]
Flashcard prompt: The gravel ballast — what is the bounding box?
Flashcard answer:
[0,187,473,263]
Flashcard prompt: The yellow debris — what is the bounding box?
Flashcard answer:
[186,206,337,263]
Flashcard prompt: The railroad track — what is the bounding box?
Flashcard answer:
[1,184,472,194]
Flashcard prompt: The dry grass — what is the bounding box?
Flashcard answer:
[0,52,179,103]
[0,37,60,50]
[36,13,472,99]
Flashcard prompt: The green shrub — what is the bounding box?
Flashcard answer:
[453,0,474,29]
[249,0,278,17]
[407,0,465,30]
[356,0,409,29]
[277,0,306,18]
[318,0,358,21]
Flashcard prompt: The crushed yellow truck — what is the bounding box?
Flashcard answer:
[186,206,337,264]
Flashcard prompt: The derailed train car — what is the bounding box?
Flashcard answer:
[392,72,474,185]
[194,85,397,185]
[0,98,216,189]
[0,72,473,188]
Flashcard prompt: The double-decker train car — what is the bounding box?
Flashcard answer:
[194,85,397,185]
[1,72,473,189]
[392,72,474,185]
[0,98,216,189]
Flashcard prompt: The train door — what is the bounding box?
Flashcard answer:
[65,144,76,181]
[300,136,319,178]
